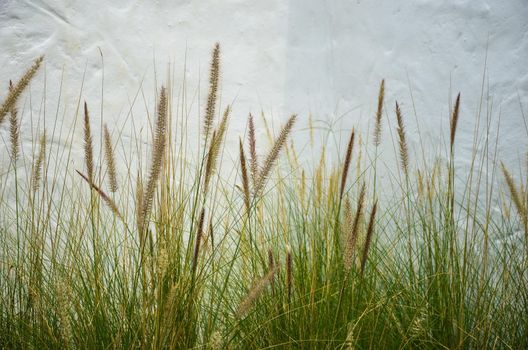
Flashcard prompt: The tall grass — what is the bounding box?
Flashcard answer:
[0,48,527,349]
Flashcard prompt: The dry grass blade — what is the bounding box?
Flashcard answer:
[340,128,355,200]
[450,93,461,153]
[32,130,47,191]
[344,183,366,271]
[395,102,409,178]
[76,170,123,220]
[254,114,297,196]
[203,43,220,140]
[236,265,277,318]
[83,102,95,183]
[103,124,118,192]
[239,137,251,214]
[373,79,385,146]
[360,199,378,276]
[248,113,258,185]
[8,81,19,162]
[140,86,168,234]
[0,56,43,125]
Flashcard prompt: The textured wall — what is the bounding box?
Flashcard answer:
[0,0,527,185]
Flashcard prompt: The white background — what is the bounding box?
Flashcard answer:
[0,0,527,189]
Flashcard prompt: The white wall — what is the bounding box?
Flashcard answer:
[0,0,527,187]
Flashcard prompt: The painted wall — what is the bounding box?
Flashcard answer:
[0,0,527,189]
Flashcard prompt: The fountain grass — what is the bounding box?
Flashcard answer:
[0,48,527,349]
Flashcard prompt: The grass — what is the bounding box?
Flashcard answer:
[0,46,527,349]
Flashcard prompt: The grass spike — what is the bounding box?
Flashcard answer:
[395,101,409,178]
[103,123,118,192]
[83,102,95,183]
[373,79,385,146]
[360,199,378,276]
[0,56,43,125]
[254,114,297,196]
[203,43,220,140]
[340,128,355,200]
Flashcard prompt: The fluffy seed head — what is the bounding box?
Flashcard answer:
[239,137,251,214]
[0,56,43,125]
[395,102,409,177]
[236,265,277,317]
[248,113,259,185]
[340,128,355,200]
[83,102,95,183]
[254,114,297,196]
[8,81,19,162]
[450,93,461,153]
[373,79,385,146]
[103,124,118,192]
[203,43,220,140]
[192,208,206,274]
[32,130,47,192]
[344,183,366,271]
[360,200,378,276]
[286,245,293,303]
[139,86,168,235]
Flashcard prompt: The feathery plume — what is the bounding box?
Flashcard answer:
[8,81,19,162]
[140,86,168,234]
[204,106,230,192]
[417,170,424,201]
[192,208,206,274]
[204,130,217,192]
[76,170,123,220]
[83,102,95,183]
[373,79,385,146]
[254,114,297,196]
[0,56,43,125]
[248,113,259,184]
[103,124,118,192]
[208,220,214,249]
[239,137,251,213]
[203,43,220,140]
[450,93,461,153]
[286,245,292,303]
[340,128,355,200]
[55,280,72,346]
[268,248,276,295]
[343,197,353,247]
[344,183,366,271]
[236,266,277,317]
[395,102,409,177]
[360,200,378,276]
[32,130,46,191]
[308,113,314,147]
[216,105,230,141]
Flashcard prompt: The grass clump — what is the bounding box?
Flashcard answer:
[0,47,527,350]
